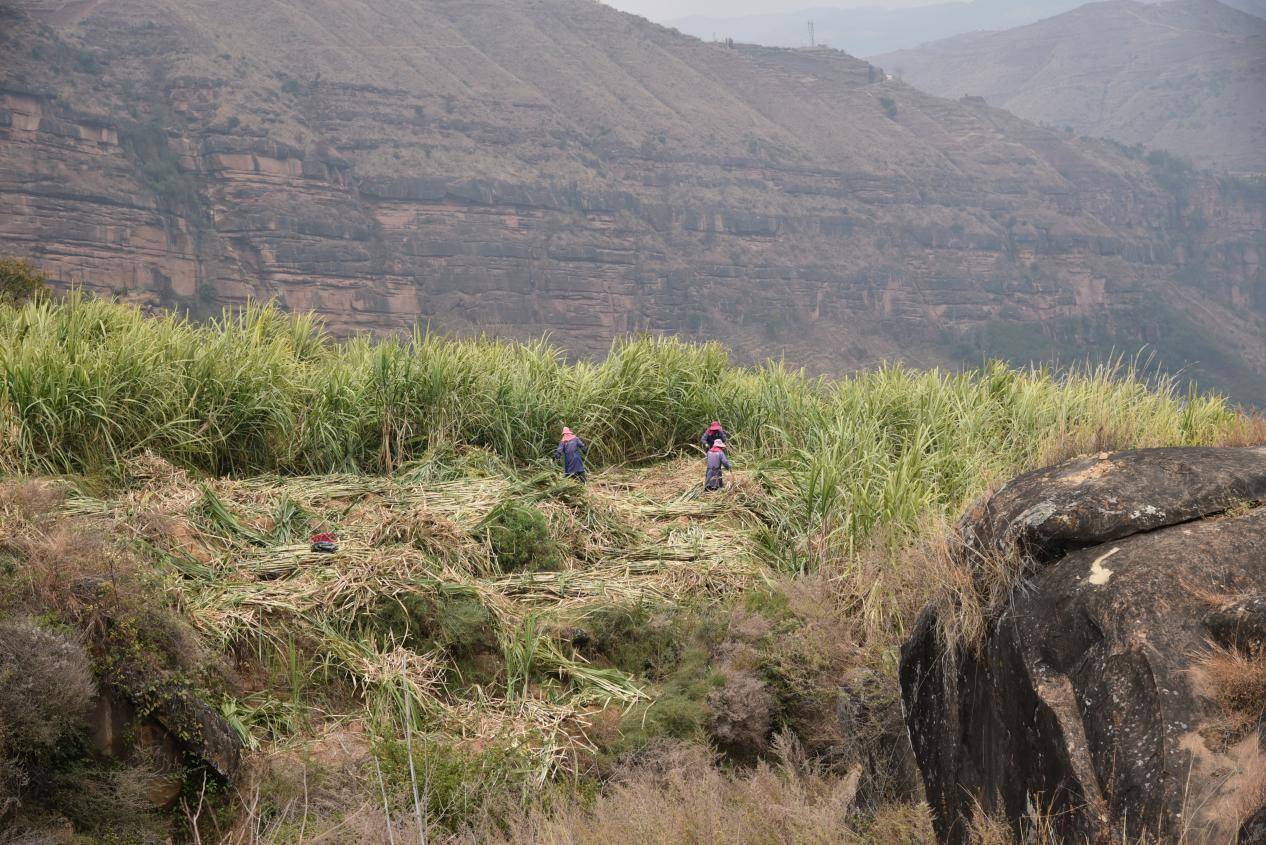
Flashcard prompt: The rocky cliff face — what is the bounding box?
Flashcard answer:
[1,0,1264,401]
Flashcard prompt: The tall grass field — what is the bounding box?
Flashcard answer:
[0,294,1248,549]
[0,293,1260,844]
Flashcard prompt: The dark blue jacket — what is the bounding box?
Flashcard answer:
[554,438,588,476]
[702,427,730,450]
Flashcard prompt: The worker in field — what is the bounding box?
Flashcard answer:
[554,426,589,482]
[705,440,731,492]
[701,420,730,451]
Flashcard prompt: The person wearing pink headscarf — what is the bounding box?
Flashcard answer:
[705,440,731,491]
[554,426,589,482]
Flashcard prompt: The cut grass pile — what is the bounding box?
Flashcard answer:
[62,450,777,784]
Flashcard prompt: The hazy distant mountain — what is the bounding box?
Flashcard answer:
[670,1,1092,55]
[1224,0,1266,15]
[668,0,1265,56]
[874,0,1266,173]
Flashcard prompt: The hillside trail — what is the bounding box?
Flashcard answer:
[1120,4,1251,42]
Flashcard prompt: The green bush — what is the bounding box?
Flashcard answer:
[374,733,546,834]
[373,587,499,658]
[0,258,48,305]
[480,500,560,573]
[617,644,720,749]
[584,602,682,679]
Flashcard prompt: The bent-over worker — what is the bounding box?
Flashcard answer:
[701,420,730,451]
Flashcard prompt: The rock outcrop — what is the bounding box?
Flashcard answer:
[1,0,1264,401]
[73,577,243,789]
[901,447,1266,843]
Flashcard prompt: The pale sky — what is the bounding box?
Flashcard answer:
[606,0,937,22]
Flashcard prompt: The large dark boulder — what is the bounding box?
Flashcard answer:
[900,447,1266,844]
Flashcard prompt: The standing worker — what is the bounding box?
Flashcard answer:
[701,420,730,451]
[705,440,731,491]
[554,426,589,482]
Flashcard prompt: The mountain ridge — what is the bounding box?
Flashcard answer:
[667,0,1266,56]
[1,0,1264,402]
[669,0,1092,56]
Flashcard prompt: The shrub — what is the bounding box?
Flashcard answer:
[0,258,48,305]
[74,49,100,74]
[617,637,721,750]
[1193,643,1266,748]
[0,617,96,803]
[467,741,882,844]
[879,96,898,119]
[374,733,543,835]
[374,588,499,658]
[479,500,560,573]
[0,617,96,758]
[583,602,682,678]
[707,667,774,759]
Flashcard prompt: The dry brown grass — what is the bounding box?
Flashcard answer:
[1214,413,1266,449]
[452,742,892,845]
[1192,644,1266,743]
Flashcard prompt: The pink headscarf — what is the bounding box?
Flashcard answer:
[708,421,722,432]
[561,426,576,442]
[710,441,726,452]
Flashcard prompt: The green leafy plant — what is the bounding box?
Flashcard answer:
[479,499,560,573]
[0,258,48,305]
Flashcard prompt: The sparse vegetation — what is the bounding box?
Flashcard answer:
[0,295,1262,842]
[120,115,204,213]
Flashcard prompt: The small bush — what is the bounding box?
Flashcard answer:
[1194,643,1266,747]
[479,500,560,573]
[617,639,721,750]
[879,96,898,119]
[0,258,48,305]
[707,667,774,759]
[0,617,95,759]
[583,602,682,678]
[0,617,96,807]
[374,588,499,659]
[468,741,878,844]
[374,734,542,835]
[41,758,170,844]
[73,49,100,74]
